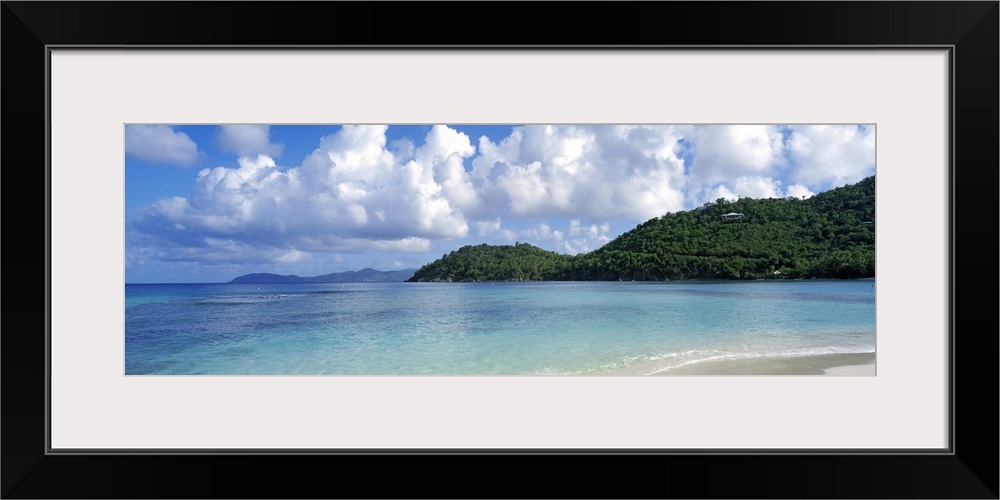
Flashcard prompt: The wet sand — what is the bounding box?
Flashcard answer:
[653,352,876,376]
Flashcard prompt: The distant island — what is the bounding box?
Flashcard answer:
[408,176,875,282]
[230,268,416,284]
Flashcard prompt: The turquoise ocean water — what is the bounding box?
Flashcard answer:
[125,280,875,375]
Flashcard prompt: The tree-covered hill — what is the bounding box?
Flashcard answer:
[408,176,875,282]
[407,242,575,282]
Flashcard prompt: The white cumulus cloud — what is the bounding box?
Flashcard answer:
[699,176,818,205]
[683,125,787,185]
[475,218,517,242]
[785,183,815,199]
[127,124,875,269]
[787,125,875,188]
[470,125,688,221]
[216,125,284,158]
[682,125,873,205]
[474,218,612,255]
[130,126,472,265]
[564,219,612,254]
[125,125,201,166]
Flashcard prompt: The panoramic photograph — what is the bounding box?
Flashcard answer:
[125,124,875,375]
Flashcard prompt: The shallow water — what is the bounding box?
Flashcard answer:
[125,280,875,375]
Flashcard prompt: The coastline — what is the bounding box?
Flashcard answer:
[652,352,876,376]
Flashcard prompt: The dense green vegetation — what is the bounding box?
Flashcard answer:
[408,176,875,282]
[408,242,576,282]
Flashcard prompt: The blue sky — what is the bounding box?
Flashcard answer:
[125,124,875,283]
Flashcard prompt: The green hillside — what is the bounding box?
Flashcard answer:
[408,176,875,282]
[407,242,575,282]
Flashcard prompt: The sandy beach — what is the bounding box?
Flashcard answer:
[653,352,876,376]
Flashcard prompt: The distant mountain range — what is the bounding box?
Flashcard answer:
[229,268,417,284]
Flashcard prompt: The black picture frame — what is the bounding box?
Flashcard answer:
[3,2,997,498]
